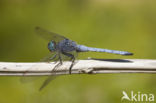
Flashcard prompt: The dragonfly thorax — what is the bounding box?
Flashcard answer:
[48,41,56,52]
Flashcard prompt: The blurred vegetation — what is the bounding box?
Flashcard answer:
[0,0,156,103]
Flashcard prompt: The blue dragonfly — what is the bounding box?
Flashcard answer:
[34,27,133,90]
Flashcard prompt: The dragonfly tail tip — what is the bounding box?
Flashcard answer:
[124,52,133,56]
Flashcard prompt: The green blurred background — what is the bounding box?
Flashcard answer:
[0,0,156,103]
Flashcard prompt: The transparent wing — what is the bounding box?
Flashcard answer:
[21,51,78,90]
[35,27,67,43]
[20,76,41,83]
[39,75,58,91]
[39,51,78,91]
[39,53,63,91]
[20,52,58,83]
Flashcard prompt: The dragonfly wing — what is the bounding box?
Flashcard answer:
[39,51,70,90]
[39,51,78,90]
[20,76,41,83]
[20,53,57,83]
[35,27,67,42]
[39,62,61,91]
[39,75,58,91]
[39,61,62,90]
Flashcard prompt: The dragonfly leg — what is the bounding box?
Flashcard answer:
[40,53,57,63]
[51,52,62,72]
[48,54,58,64]
[52,56,59,64]
[69,57,75,74]
[58,53,63,65]
[62,52,75,74]
[49,54,57,61]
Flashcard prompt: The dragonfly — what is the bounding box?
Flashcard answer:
[32,27,133,90]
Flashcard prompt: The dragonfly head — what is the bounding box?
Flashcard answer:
[48,41,56,52]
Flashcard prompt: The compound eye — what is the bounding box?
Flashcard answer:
[48,41,56,52]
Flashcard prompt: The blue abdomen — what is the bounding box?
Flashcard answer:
[76,45,133,55]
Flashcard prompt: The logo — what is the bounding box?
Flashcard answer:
[121,91,154,102]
